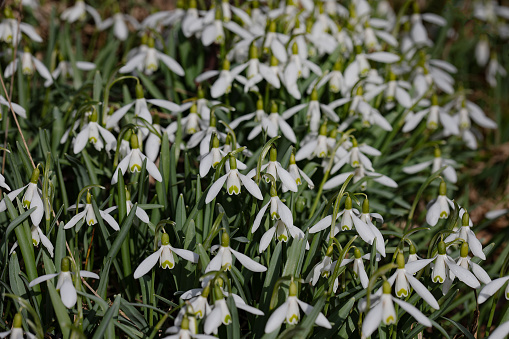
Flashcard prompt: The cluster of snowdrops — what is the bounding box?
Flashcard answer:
[0,0,508,338]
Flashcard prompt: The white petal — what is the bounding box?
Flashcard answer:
[489,321,509,339]
[73,125,90,154]
[205,173,229,203]
[119,53,146,74]
[362,303,383,338]
[156,51,185,76]
[276,199,294,227]
[29,273,59,287]
[265,301,289,333]
[106,102,135,129]
[392,297,432,327]
[169,246,199,263]
[259,227,276,253]
[133,248,163,279]
[406,274,440,309]
[479,277,509,304]
[38,228,54,257]
[296,299,331,328]
[405,258,435,275]
[276,164,298,193]
[446,258,480,288]
[79,270,100,279]
[64,210,86,229]
[470,262,491,285]
[238,173,263,200]
[60,278,77,308]
[135,206,150,223]
[366,52,400,63]
[146,99,180,112]
[323,172,353,190]
[309,215,332,233]
[30,191,44,225]
[252,202,270,233]
[426,200,441,226]
[230,248,266,272]
[204,304,223,334]
[99,210,120,231]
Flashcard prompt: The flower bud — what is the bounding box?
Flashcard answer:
[439,180,447,196]
[382,280,391,294]
[13,313,22,328]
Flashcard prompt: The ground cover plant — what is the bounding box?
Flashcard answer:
[0,0,508,338]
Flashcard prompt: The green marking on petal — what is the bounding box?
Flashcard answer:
[89,137,98,144]
[322,272,329,278]
[342,225,350,231]
[130,164,142,172]
[228,185,240,195]
[296,178,302,185]
[23,200,31,208]
[397,289,408,297]
[288,314,299,324]
[271,212,278,219]
[385,316,395,324]
[440,211,448,218]
[161,261,174,269]
[352,161,359,166]
[278,234,288,242]
[433,276,444,283]
[32,239,37,245]
[224,315,232,324]
[196,310,203,318]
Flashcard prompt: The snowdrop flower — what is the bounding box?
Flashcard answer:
[307,60,345,94]
[0,12,42,45]
[242,44,281,91]
[203,286,233,334]
[431,241,480,291]
[284,43,322,91]
[343,48,400,91]
[167,103,204,140]
[446,98,498,131]
[246,147,298,192]
[365,72,412,109]
[331,138,380,174]
[476,34,490,67]
[64,191,119,231]
[306,245,338,291]
[444,212,485,260]
[195,59,248,99]
[205,156,263,203]
[324,164,398,191]
[29,257,99,309]
[284,153,314,192]
[295,122,333,161]
[402,95,459,135]
[387,253,440,309]
[133,233,199,279]
[330,87,393,132]
[111,134,163,184]
[187,112,227,157]
[486,53,507,87]
[0,313,35,339]
[407,5,446,47]
[478,275,509,304]
[198,6,252,47]
[99,13,140,41]
[426,181,454,226]
[50,59,96,87]
[339,248,373,288]
[263,20,290,63]
[359,198,386,257]
[120,37,184,76]
[265,280,331,333]
[4,48,53,87]
[199,134,246,177]
[205,232,267,273]
[309,196,375,245]
[442,242,491,294]
[0,167,44,225]
[283,88,338,133]
[164,313,215,339]
[73,109,116,154]
[403,148,457,183]
[0,95,26,119]
[60,0,101,25]
[259,219,306,253]
[361,281,432,338]
[30,224,54,257]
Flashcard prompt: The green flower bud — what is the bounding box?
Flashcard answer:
[86,191,92,204]
[13,313,22,328]
[229,156,237,170]
[409,244,417,255]
[135,83,144,99]
[269,147,277,162]
[462,211,469,226]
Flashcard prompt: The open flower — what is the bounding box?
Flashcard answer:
[73,109,116,154]
[309,196,375,245]
[120,37,185,76]
[111,134,162,185]
[4,48,53,87]
[387,253,440,309]
[61,0,102,25]
[205,233,266,273]
[0,167,44,225]
[195,59,248,99]
[0,17,42,45]
[205,156,262,203]
[361,281,432,338]
[50,59,96,87]
[359,198,386,257]
[284,152,314,192]
[29,257,99,308]
[445,212,485,260]
[403,148,457,183]
[64,191,119,231]
[246,147,298,192]
[324,163,398,191]
[339,248,375,289]
[265,280,331,333]
[426,181,454,226]
[99,12,140,41]
[306,245,338,291]
[133,233,199,279]
[0,313,35,339]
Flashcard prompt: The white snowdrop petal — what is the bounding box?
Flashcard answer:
[479,276,509,304]
[238,173,263,200]
[60,278,78,309]
[259,227,276,253]
[230,248,266,272]
[488,321,509,339]
[134,249,163,279]
[99,210,120,231]
[470,262,491,285]
[392,297,432,327]
[296,299,331,328]
[169,246,199,263]
[64,210,87,229]
[309,215,332,233]
[204,305,223,334]
[29,273,59,287]
[406,274,440,309]
[446,259,480,288]
[252,202,270,233]
[362,303,383,338]
[79,271,100,279]
[265,301,289,333]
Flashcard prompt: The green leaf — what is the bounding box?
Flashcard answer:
[92,294,121,339]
